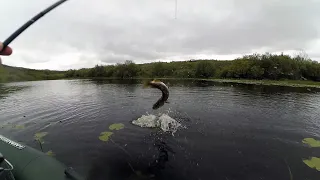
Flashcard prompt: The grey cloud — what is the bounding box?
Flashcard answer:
[1,0,320,69]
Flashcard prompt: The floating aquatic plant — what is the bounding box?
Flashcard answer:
[1,124,25,129]
[303,157,320,171]
[0,124,11,129]
[109,123,125,131]
[34,132,48,152]
[46,150,55,157]
[13,124,25,130]
[302,138,320,148]
[34,132,48,142]
[98,131,113,142]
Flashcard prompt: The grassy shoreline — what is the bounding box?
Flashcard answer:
[89,77,320,88]
[118,77,319,88]
[203,79,320,88]
[2,77,320,89]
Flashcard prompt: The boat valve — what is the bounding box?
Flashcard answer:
[0,153,14,171]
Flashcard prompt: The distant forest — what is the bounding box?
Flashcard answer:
[65,52,320,81]
[1,52,320,83]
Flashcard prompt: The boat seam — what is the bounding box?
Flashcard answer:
[20,155,42,175]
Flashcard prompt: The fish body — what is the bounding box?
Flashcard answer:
[147,80,169,109]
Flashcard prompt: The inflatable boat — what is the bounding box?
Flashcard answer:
[0,135,84,180]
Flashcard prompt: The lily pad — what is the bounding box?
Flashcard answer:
[1,124,12,129]
[302,138,320,147]
[13,124,25,130]
[46,150,55,157]
[303,157,320,171]
[34,132,48,140]
[109,123,125,131]
[99,131,113,142]
[1,124,25,129]
[34,132,48,143]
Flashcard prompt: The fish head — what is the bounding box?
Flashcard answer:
[143,79,162,88]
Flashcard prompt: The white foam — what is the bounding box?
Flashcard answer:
[132,113,181,134]
[158,114,181,133]
[132,114,158,128]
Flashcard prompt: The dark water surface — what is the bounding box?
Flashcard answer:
[1,79,320,180]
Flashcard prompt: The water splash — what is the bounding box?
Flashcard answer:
[132,113,181,135]
[158,114,181,133]
[132,114,158,128]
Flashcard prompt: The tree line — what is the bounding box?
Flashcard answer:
[1,52,319,83]
[65,52,320,81]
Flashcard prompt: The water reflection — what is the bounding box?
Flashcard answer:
[87,78,320,94]
[1,79,320,180]
[148,139,174,175]
[87,132,175,180]
[89,79,141,85]
[0,84,29,99]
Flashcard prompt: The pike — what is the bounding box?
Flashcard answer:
[145,80,170,110]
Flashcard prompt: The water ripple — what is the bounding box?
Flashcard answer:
[1,80,320,180]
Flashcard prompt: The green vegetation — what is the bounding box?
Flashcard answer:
[46,150,55,157]
[1,123,25,130]
[302,138,320,172]
[98,131,113,142]
[34,132,48,144]
[205,79,320,88]
[302,138,320,147]
[1,53,320,86]
[65,53,320,82]
[109,123,125,131]
[303,157,320,171]
[0,65,65,83]
[12,124,25,130]
[34,131,48,152]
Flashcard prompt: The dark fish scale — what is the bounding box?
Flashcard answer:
[148,81,169,110]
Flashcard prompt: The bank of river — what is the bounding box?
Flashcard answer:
[205,79,320,88]
[2,76,320,89]
[85,77,320,88]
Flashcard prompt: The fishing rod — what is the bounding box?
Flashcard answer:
[0,0,70,53]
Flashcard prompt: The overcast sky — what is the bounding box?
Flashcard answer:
[0,0,320,70]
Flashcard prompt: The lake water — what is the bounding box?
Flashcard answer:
[1,79,320,180]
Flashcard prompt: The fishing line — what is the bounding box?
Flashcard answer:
[0,0,70,53]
